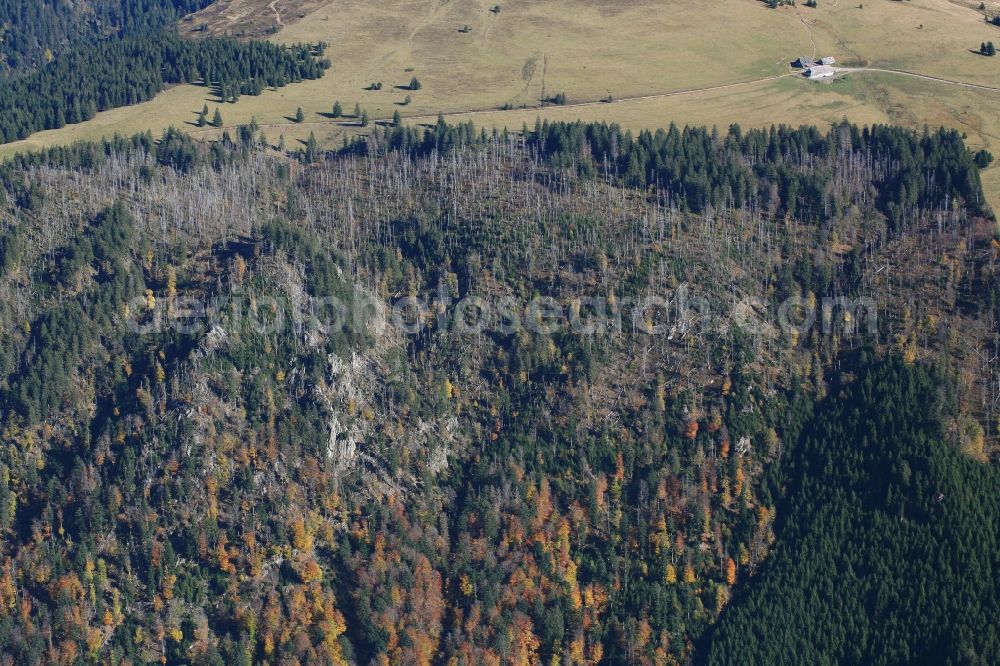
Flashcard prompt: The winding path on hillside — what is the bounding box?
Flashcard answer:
[192,73,798,136]
[835,67,1000,94]
[795,9,818,61]
[189,67,1000,137]
[407,73,799,123]
[268,0,284,28]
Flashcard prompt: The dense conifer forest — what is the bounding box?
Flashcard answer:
[0,0,329,143]
[375,118,990,223]
[0,1,216,77]
[0,34,329,142]
[703,357,1000,664]
[0,118,997,664]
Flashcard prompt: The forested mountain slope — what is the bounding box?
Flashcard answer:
[0,1,215,77]
[703,358,1000,665]
[0,0,330,144]
[0,35,329,142]
[0,119,996,663]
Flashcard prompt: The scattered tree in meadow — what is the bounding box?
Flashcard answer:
[974,149,994,169]
[212,107,223,127]
[332,100,343,117]
[305,131,318,161]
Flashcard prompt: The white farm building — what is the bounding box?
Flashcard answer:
[805,65,836,79]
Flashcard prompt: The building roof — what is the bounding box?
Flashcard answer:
[805,65,836,79]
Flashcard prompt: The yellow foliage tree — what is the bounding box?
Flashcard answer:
[216,536,236,575]
[291,517,313,551]
[166,266,177,299]
[459,574,474,597]
[320,594,349,665]
[714,583,730,615]
[734,465,745,498]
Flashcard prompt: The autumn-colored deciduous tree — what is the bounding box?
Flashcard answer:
[319,590,349,665]
[216,535,236,575]
[291,516,313,551]
[714,583,730,615]
[508,612,540,665]
[725,557,737,586]
[532,477,553,532]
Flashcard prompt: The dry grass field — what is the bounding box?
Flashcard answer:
[3,0,999,206]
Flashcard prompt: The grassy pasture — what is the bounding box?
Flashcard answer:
[2,0,999,205]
